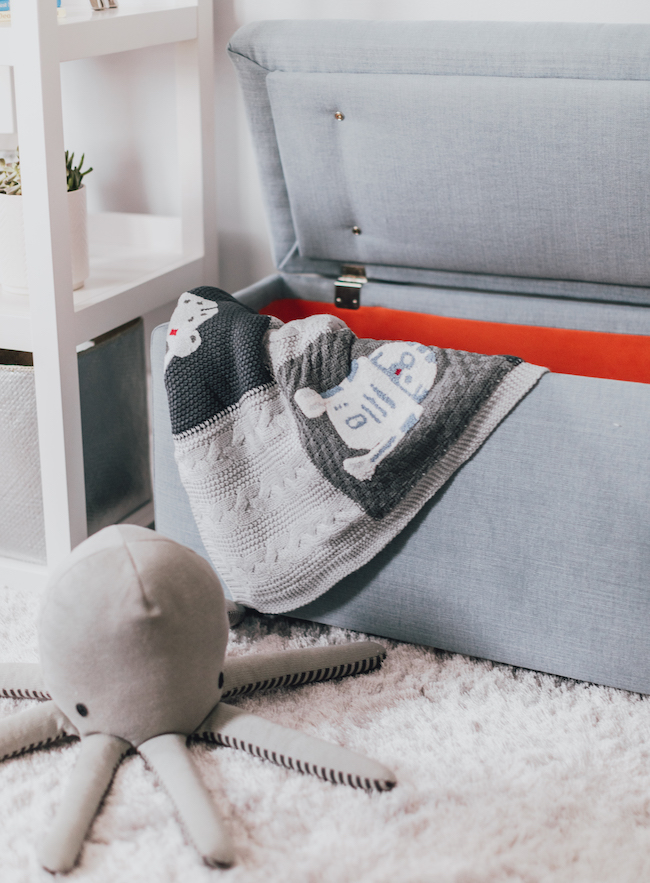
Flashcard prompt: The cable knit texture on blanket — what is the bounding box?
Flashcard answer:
[165,287,547,612]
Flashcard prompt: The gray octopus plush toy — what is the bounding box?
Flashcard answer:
[0,525,395,873]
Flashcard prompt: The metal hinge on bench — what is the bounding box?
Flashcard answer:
[334,264,367,310]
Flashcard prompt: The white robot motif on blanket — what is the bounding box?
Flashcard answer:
[163,291,220,369]
[0,526,394,873]
[294,341,438,481]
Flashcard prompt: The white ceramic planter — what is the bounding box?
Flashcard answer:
[0,185,89,296]
[0,192,28,296]
[68,185,90,291]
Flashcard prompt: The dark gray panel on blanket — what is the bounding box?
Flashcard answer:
[275,331,521,519]
[164,288,272,436]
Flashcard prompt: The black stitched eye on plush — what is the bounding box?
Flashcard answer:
[76,703,88,717]
[218,672,224,689]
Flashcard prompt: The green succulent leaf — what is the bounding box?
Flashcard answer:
[65,149,93,192]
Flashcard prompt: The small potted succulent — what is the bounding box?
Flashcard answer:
[0,150,93,295]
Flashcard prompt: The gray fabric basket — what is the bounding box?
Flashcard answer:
[0,319,152,564]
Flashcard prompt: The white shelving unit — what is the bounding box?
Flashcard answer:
[0,0,216,590]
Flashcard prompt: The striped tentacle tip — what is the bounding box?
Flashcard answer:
[1,688,51,701]
[252,749,388,791]
[333,652,386,680]
[220,649,386,701]
[327,769,395,793]
[192,730,396,792]
[0,731,74,763]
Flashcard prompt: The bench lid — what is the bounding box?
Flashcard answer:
[229,20,650,306]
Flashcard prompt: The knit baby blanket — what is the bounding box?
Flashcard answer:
[164,287,547,614]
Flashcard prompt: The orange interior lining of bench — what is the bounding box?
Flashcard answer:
[260,298,650,385]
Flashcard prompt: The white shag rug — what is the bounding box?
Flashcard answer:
[2,586,650,883]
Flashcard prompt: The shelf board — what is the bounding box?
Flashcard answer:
[0,1,198,65]
[0,211,204,351]
[58,1,198,61]
[0,555,47,592]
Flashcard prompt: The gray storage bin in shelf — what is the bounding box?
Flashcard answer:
[0,318,152,565]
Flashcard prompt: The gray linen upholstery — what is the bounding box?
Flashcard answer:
[229,20,650,80]
[267,72,650,287]
[279,274,650,335]
[229,20,650,305]
[152,326,215,570]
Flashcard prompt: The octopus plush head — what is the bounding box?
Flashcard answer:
[0,525,394,873]
[39,524,228,749]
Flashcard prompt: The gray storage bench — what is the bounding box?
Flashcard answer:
[152,20,650,694]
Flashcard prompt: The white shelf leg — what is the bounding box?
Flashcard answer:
[12,0,87,569]
[176,0,217,286]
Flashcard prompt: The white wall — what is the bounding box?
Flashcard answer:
[236,0,650,23]
[23,0,650,296]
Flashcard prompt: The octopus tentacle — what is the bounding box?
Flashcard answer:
[40,733,130,874]
[193,702,396,793]
[0,643,385,705]
[221,641,386,700]
[0,700,76,761]
[139,733,235,868]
